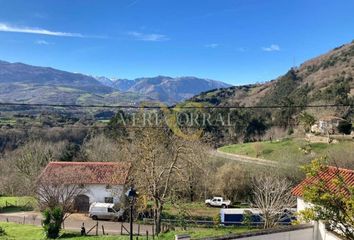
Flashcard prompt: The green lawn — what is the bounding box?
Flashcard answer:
[163,202,220,219]
[219,138,354,162]
[0,222,254,240]
[0,222,126,240]
[0,118,16,126]
[0,197,37,212]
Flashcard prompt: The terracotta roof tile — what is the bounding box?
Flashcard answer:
[39,162,131,185]
[292,166,354,197]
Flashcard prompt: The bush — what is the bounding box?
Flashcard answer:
[0,226,5,236]
[213,213,221,227]
[337,121,352,135]
[42,207,63,239]
[287,127,294,135]
[242,210,252,229]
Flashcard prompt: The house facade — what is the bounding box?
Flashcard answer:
[292,166,354,240]
[39,161,131,212]
[310,116,345,135]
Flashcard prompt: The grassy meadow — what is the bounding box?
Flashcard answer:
[0,222,253,240]
[219,138,354,162]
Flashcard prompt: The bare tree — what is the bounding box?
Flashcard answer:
[213,163,252,202]
[37,170,86,222]
[130,127,203,234]
[252,175,295,229]
[10,140,67,194]
[80,134,126,162]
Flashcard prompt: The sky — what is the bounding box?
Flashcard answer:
[0,0,353,85]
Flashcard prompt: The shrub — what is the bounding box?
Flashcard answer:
[287,127,294,135]
[242,210,252,229]
[42,207,63,239]
[337,121,352,135]
[0,226,5,236]
[213,213,221,227]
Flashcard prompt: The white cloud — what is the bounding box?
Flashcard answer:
[35,40,51,45]
[262,44,280,52]
[205,43,219,48]
[0,23,84,37]
[126,0,139,8]
[128,31,169,42]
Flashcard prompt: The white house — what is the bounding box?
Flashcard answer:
[39,161,131,212]
[292,166,354,240]
[310,116,345,135]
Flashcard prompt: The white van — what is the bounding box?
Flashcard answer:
[89,202,124,221]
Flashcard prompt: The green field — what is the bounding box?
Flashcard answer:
[0,222,126,240]
[0,197,37,212]
[219,138,354,162]
[0,118,16,126]
[163,202,220,220]
[0,222,253,240]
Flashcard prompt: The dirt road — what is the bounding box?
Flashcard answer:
[0,211,154,236]
[211,150,278,167]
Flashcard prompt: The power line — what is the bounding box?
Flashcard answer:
[0,102,352,109]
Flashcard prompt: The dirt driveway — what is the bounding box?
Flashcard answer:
[0,211,154,236]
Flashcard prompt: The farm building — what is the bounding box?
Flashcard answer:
[310,116,346,135]
[38,161,131,212]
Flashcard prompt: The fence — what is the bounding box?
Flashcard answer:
[0,214,162,239]
[143,218,292,227]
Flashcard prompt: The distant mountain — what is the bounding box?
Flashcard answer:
[0,61,147,105]
[0,60,112,94]
[94,76,116,88]
[0,60,231,105]
[96,75,232,103]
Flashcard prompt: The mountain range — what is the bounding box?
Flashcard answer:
[0,60,231,105]
[1,40,353,112]
[95,76,231,103]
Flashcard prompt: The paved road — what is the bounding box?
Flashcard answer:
[0,211,154,236]
[211,150,278,167]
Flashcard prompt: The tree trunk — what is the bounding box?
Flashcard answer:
[189,178,195,202]
[153,200,163,235]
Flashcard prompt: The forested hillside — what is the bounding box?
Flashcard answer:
[187,41,354,145]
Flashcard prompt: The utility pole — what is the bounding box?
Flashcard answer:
[126,187,138,240]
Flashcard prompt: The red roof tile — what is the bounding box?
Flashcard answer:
[292,166,354,197]
[39,162,131,185]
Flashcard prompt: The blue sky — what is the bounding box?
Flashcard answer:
[0,0,353,85]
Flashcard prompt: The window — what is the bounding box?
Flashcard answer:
[108,208,114,213]
[105,197,113,203]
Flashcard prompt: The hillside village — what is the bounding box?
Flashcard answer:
[0,39,352,240]
[0,1,354,240]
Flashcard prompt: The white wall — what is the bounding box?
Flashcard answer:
[297,197,312,212]
[296,198,342,240]
[315,221,342,240]
[82,184,124,204]
[236,228,314,240]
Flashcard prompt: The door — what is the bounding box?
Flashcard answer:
[74,195,90,212]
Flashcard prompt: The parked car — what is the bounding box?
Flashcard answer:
[89,202,124,221]
[205,197,231,208]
